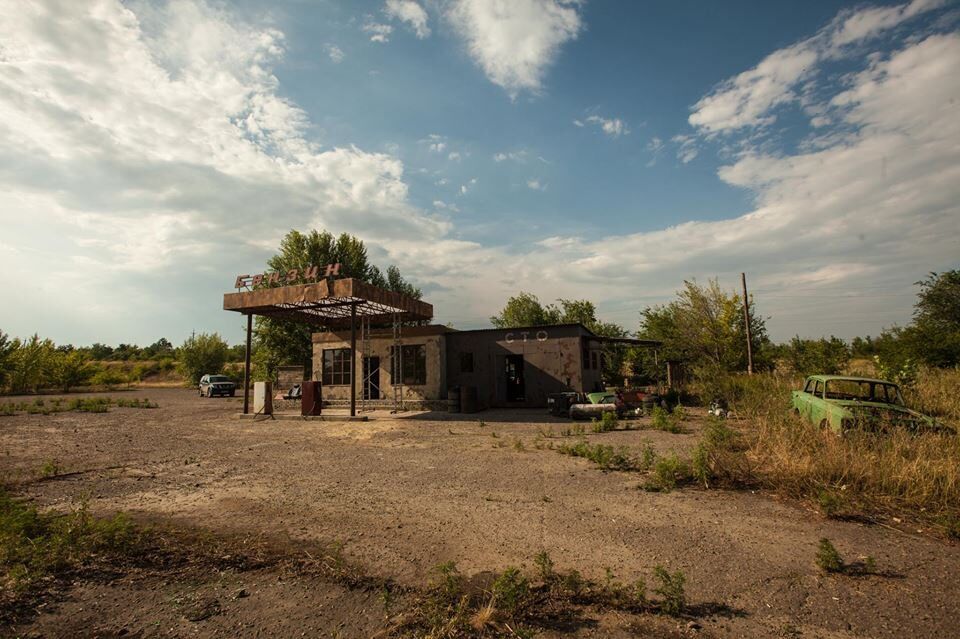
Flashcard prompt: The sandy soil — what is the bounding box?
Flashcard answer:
[1,388,958,638]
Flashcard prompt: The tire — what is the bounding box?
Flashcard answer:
[230,391,236,397]
[207,389,213,398]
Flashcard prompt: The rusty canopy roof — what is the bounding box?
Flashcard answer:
[223,278,433,326]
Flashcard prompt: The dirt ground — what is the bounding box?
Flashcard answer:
[2,388,958,638]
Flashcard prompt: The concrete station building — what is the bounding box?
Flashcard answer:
[313,323,651,410]
[224,270,657,415]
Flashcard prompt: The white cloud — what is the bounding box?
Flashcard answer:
[572,119,584,127]
[493,150,527,162]
[526,179,546,191]
[581,115,630,137]
[688,0,944,134]
[326,43,345,63]
[0,0,449,343]
[433,199,460,213]
[647,137,664,152]
[362,19,393,43]
[672,134,699,164]
[446,0,584,97]
[384,0,431,39]
[459,177,478,195]
[447,151,461,161]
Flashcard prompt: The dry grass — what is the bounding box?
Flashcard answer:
[694,369,960,534]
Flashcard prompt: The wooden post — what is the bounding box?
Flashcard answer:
[350,303,357,417]
[243,313,252,414]
[741,272,754,375]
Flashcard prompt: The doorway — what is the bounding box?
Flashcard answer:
[363,356,380,400]
[505,355,525,402]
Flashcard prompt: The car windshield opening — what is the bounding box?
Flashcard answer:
[824,380,902,405]
[208,376,230,382]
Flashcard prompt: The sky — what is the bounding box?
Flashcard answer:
[1,0,958,347]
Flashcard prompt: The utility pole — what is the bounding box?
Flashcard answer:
[741,272,754,375]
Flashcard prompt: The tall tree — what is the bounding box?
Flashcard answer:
[637,279,770,377]
[254,230,421,377]
[489,292,561,328]
[177,332,229,384]
[905,270,960,367]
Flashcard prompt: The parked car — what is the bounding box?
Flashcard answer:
[791,375,943,434]
[199,374,236,398]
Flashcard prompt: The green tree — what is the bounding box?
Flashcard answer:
[780,336,850,375]
[637,279,771,380]
[177,332,229,384]
[7,335,56,393]
[905,270,960,367]
[0,329,15,390]
[50,350,96,392]
[489,292,562,328]
[254,230,421,378]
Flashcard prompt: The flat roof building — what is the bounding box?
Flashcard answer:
[312,323,657,410]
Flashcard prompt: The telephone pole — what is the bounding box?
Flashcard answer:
[741,272,754,375]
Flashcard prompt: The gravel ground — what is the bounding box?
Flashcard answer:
[1,388,958,638]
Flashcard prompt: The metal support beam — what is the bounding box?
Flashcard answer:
[243,313,252,414]
[350,302,357,417]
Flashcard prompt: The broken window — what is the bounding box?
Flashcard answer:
[391,344,427,385]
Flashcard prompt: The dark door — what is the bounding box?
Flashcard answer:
[363,356,380,400]
[505,355,525,402]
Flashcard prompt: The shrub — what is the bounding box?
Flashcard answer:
[0,488,140,594]
[646,454,691,492]
[490,566,530,615]
[177,332,229,384]
[650,406,682,433]
[534,550,555,582]
[556,440,635,471]
[815,538,844,573]
[652,566,686,616]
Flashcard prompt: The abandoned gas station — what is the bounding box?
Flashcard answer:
[223,265,657,416]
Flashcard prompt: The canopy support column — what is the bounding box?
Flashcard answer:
[350,302,357,417]
[243,313,252,415]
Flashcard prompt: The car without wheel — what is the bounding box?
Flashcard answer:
[199,374,236,398]
[791,374,946,434]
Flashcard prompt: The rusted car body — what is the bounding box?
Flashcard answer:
[791,375,941,434]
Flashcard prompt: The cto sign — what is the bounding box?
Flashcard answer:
[504,330,549,344]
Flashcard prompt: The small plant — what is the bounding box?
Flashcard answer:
[534,550,555,582]
[652,566,686,616]
[815,538,844,573]
[650,406,683,433]
[478,420,486,428]
[646,454,691,492]
[591,411,618,433]
[39,460,60,478]
[490,566,530,615]
[631,578,648,607]
[513,438,526,451]
[557,440,634,471]
[671,405,687,421]
[817,489,846,518]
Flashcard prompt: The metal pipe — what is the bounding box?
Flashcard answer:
[243,313,252,414]
[350,302,357,417]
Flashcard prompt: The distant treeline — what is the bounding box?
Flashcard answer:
[0,331,247,394]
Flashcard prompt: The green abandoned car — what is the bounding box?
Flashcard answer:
[791,375,945,434]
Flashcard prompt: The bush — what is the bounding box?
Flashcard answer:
[177,332,229,384]
[556,440,635,471]
[490,566,530,615]
[815,538,843,573]
[0,488,141,594]
[652,566,686,616]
